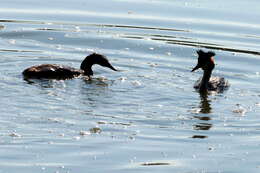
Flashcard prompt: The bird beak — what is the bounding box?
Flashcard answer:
[191,64,201,72]
[106,63,118,71]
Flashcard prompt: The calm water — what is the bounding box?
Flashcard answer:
[1,0,260,172]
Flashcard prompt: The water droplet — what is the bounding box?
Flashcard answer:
[131,80,142,86]
[89,127,102,134]
[208,147,215,151]
[8,39,16,44]
[119,77,127,82]
[56,45,62,50]
[75,26,81,32]
[9,132,21,138]
[232,104,247,116]
[79,131,90,136]
[73,136,81,140]
[148,63,158,67]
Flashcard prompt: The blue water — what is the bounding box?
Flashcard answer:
[1,1,260,173]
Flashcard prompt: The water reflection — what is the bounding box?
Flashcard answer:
[123,33,260,56]
[192,92,213,138]
[23,77,115,114]
[193,123,212,131]
[198,92,212,114]
[83,77,111,87]
[23,76,112,88]
[78,77,115,109]
[192,135,208,139]
[23,78,63,88]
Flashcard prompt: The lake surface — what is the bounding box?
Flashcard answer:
[1,0,260,172]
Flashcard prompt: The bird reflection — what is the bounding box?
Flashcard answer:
[192,135,208,139]
[198,91,212,114]
[23,78,66,88]
[192,91,213,138]
[78,77,116,109]
[83,76,111,87]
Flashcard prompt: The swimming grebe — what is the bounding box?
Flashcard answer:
[191,50,229,93]
[22,53,117,79]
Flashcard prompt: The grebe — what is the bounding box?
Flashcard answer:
[191,50,229,93]
[23,53,117,79]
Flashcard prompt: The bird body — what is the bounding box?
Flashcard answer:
[22,53,117,80]
[23,64,82,79]
[192,50,229,93]
[194,76,229,93]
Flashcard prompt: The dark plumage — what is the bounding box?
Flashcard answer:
[22,53,117,80]
[191,50,229,93]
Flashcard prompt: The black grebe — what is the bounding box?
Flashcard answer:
[22,53,117,79]
[191,50,229,93]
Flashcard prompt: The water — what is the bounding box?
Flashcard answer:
[1,0,260,172]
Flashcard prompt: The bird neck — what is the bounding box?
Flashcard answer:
[83,68,93,76]
[80,58,94,76]
[199,69,212,92]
